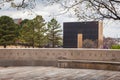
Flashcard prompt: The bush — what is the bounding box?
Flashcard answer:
[83,39,98,48]
[111,45,120,49]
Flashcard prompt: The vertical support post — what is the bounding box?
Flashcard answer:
[77,34,83,48]
[98,21,103,48]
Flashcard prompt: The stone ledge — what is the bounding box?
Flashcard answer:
[58,60,120,64]
[58,60,120,71]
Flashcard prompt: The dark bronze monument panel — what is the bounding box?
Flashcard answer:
[63,21,99,48]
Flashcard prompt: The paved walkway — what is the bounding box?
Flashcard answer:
[0,67,120,80]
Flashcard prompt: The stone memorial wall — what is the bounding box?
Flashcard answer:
[0,49,120,70]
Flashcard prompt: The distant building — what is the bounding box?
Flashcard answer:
[14,18,22,25]
[63,21,103,48]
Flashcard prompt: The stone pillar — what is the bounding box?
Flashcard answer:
[98,21,103,48]
[77,34,83,48]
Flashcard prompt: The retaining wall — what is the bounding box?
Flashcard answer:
[0,49,120,70]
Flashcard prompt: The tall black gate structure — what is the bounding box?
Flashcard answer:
[63,21,103,48]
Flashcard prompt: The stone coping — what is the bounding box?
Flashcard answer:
[0,48,120,51]
[58,60,120,64]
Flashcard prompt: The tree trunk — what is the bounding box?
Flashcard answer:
[4,45,6,48]
[32,43,34,48]
[52,40,55,48]
[32,38,34,48]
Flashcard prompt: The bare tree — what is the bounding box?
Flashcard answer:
[48,0,120,20]
[1,0,120,20]
[83,39,98,48]
[56,0,120,20]
[0,0,36,10]
[103,37,117,49]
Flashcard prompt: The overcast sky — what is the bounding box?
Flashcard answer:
[0,1,120,38]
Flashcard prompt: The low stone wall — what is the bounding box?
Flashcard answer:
[0,48,120,70]
[58,60,120,71]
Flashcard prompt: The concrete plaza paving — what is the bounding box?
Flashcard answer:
[0,67,120,80]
